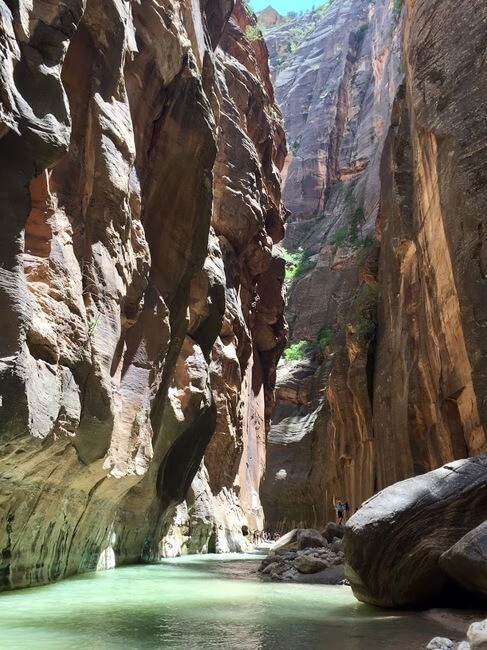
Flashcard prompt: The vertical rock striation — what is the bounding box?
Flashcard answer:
[374,0,487,488]
[0,0,286,589]
[262,0,487,531]
[261,0,404,529]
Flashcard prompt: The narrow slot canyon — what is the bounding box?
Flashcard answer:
[0,0,486,647]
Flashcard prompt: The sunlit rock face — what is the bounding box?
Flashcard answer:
[262,0,487,531]
[374,0,487,488]
[0,0,285,589]
[261,0,403,530]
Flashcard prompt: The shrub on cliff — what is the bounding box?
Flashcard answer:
[282,247,316,281]
[283,340,310,361]
[245,24,264,41]
[317,326,335,348]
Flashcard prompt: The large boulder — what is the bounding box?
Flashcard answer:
[296,529,328,550]
[467,620,487,649]
[440,521,487,598]
[293,555,329,574]
[269,529,299,555]
[323,522,345,542]
[344,457,487,608]
[269,528,328,554]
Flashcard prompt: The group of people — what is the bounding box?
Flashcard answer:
[248,498,349,546]
[251,530,280,544]
[333,496,350,524]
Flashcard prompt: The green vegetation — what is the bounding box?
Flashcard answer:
[87,315,100,337]
[317,326,335,348]
[283,11,298,22]
[282,247,316,281]
[283,340,310,361]
[349,207,364,242]
[245,24,264,41]
[330,226,350,247]
[283,326,336,363]
[282,2,334,55]
[329,192,375,250]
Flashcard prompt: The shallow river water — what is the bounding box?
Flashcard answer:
[0,554,459,649]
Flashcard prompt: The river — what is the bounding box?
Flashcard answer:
[0,554,460,649]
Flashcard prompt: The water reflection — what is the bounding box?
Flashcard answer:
[0,554,458,649]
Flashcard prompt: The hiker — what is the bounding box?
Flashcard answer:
[333,495,345,525]
[344,499,350,522]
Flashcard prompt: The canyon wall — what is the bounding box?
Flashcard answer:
[262,0,487,531]
[0,0,286,589]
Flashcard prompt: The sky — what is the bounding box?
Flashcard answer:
[248,0,319,15]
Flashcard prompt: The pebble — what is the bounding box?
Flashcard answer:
[426,637,454,650]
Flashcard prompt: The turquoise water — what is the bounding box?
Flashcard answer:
[0,554,456,649]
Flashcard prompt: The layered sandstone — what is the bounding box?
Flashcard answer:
[0,0,285,589]
[373,0,487,487]
[262,0,487,531]
[261,0,404,529]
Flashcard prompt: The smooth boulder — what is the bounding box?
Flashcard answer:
[269,529,298,555]
[440,521,487,598]
[344,457,487,608]
[293,555,329,574]
[323,522,344,542]
[468,620,487,649]
[297,529,328,550]
[426,638,454,650]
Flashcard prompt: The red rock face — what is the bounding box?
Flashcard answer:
[262,0,487,531]
[0,0,285,588]
[261,0,403,529]
[374,0,487,486]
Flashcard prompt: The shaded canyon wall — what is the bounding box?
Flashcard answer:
[261,0,487,530]
[0,0,286,589]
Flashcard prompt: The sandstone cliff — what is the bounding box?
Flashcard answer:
[262,0,487,531]
[0,0,285,589]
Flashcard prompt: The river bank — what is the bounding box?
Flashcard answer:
[0,554,469,649]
